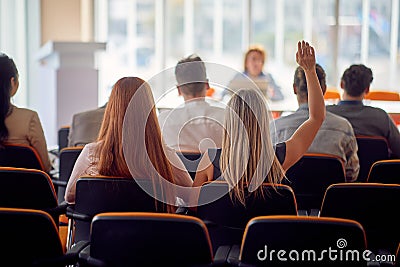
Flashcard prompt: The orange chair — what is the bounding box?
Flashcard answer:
[324,87,341,100]
[365,90,400,101]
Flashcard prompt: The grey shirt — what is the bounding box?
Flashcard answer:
[68,106,106,147]
[327,101,400,158]
[271,104,359,182]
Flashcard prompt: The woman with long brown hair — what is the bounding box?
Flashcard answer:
[65,77,192,211]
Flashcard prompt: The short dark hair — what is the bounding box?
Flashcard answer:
[175,54,207,96]
[293,63,326,99]
[341,64,373,97]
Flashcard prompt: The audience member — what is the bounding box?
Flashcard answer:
[271,64,359,181]
[65,77,192,212]
[158,54,225,153]
[193,41,325,206]
[68,103,106,147]
[327,64,400,158]
[225,44,284,101]
[0,53,52,172]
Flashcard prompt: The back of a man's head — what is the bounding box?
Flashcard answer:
[175,54,208,97]
[293,64,327,100]
[341,64,373,97]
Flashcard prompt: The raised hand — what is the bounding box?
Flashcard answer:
[296,40,316,72]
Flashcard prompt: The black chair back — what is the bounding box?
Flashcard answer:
[284,153,346,211]
[356,135,390,182]
[67,177,164,245]
[0,167,60,224]
[176,151,203,180]
[58,126,70,152]
[0,143,45,171]
[84,212,213,267]
[239,215,367,266]
[0,207,67,267]
[57,147,83,204]
[320,183,400,254]
[367,159,400,184]
[196,181,297,251]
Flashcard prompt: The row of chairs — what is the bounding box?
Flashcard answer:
[324,88,400,102]
[1,167,397,257]
[1,177,399,266]
[0,137,395,214]
[6,207,393,266]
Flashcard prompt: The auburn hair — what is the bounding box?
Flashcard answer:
[95,77,175,212]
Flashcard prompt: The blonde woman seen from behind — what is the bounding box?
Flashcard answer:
[192,41,325,206]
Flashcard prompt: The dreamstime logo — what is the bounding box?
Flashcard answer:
[122,61,278,207]
[257,238,396,263]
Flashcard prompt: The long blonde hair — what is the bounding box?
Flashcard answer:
[220,88,285,206]
[96,77,175,212]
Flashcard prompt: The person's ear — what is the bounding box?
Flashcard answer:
[177,85,182,96]
[340,80,345,89]
[364,86,370,95]
[293,84,298,95]
[10,77,19,97]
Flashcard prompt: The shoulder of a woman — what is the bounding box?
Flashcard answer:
[10,105,37,118]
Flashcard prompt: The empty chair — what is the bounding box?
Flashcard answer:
[57,146,83,204]
[356,136,390,182]
[176,151,203,180]
[78,212,228,267]
[58,126,70,153]
[0,143,45,171]
[284,153,346,211]
[0,167,66,225]
[66,177,165,248]
[229,215,367,267]
[367,159,400,184]
[196,181,298,252]
[0,207,79,267]
[320,183,400,254]
[365,90,400,101]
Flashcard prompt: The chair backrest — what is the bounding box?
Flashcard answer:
[367,159,400,184]
[196,181,297,250]
[176,151,203,180]
[70,177,164,244]
[324,87,341,100]
[58,126,70,152]
[87,212,213,266]
[0,143,45,171]
[320,183,400,254]
[365,90,400,101]
[239,215,367,266]
[0,167,59,224]
[57,146,83,204]
[356,135,390,182]
[0,207,65,266]
[284,153,346,211]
